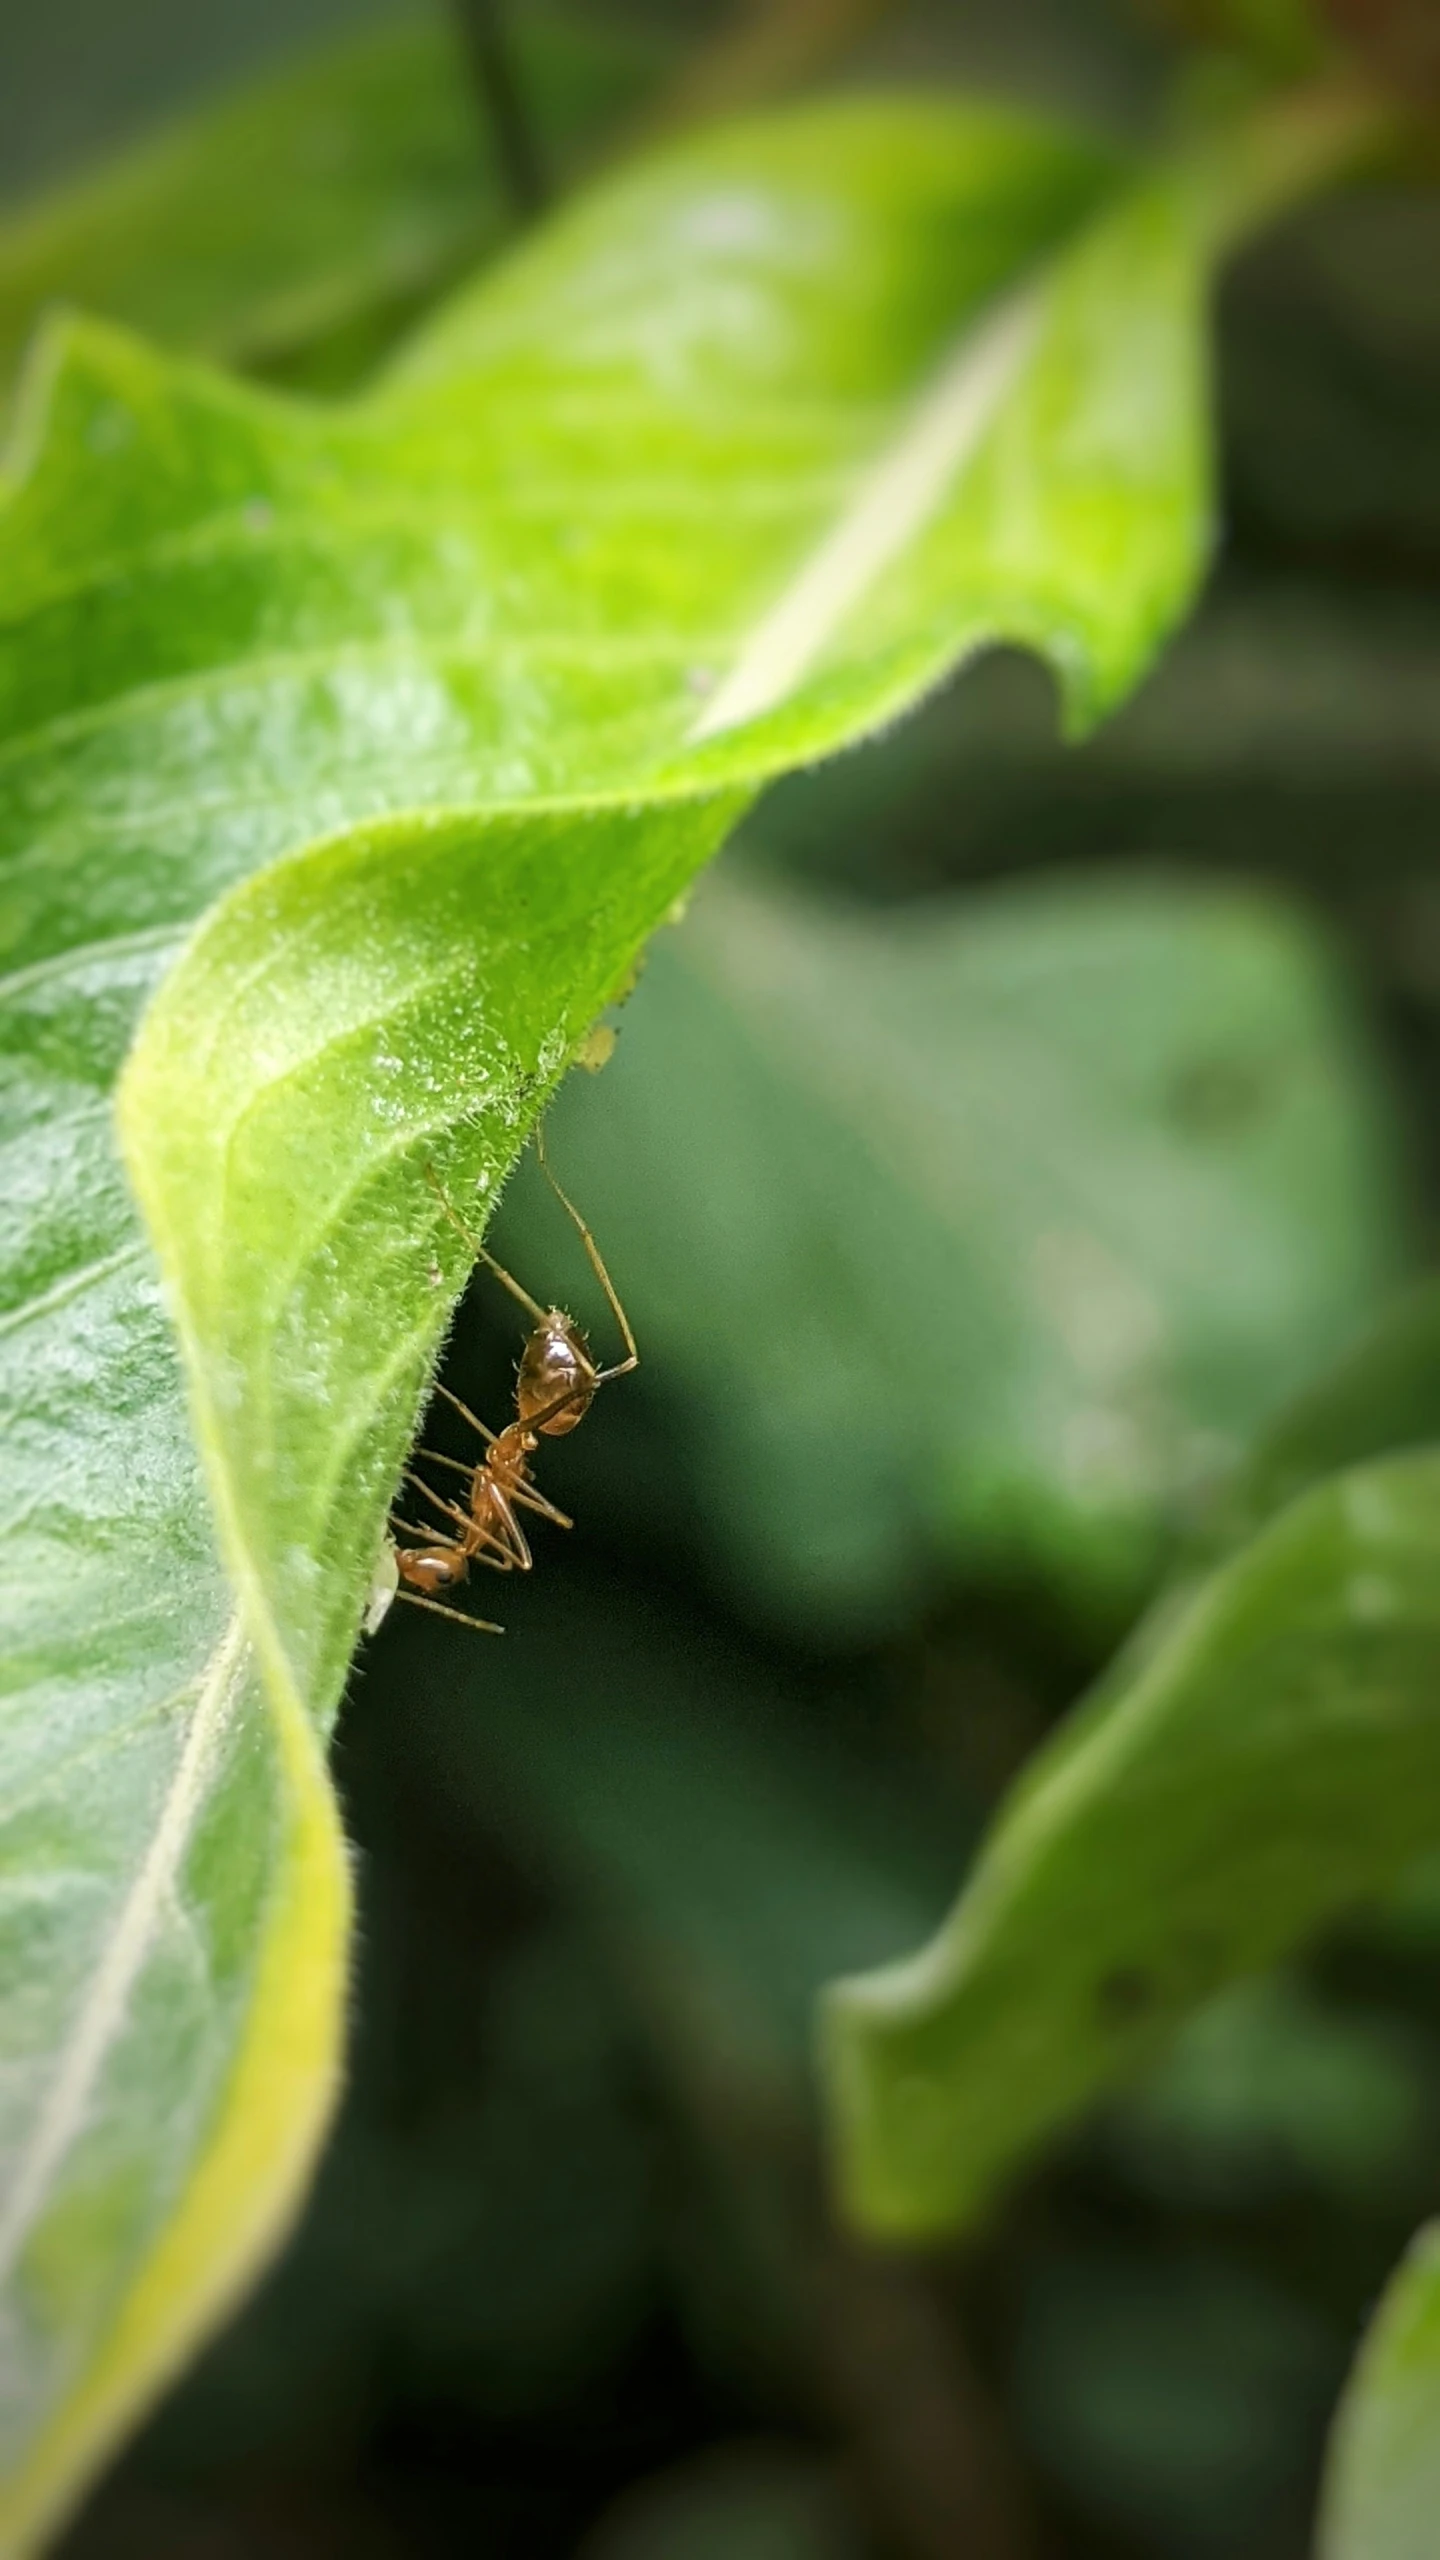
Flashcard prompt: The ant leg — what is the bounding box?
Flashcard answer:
[393,1590,504,1635]
[403,1471,471,1533]
[391,1513,451,1543]
[388,1514,512,1598]
[535,1121,638,1381]
[508,1482,573,1530]
[401,1475,531,1579]
[458,1498,529,1573]
[484,1487,533,1571]
[424,1164,547,1325]
[432,1381,500,1447]
[413,1449,567,1530]
[396,1512,516,1575]
[416,1449,570,1534]
[389,1514,515,1576]
[416,1447,478,1480]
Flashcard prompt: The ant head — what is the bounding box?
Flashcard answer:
[398,1544,468,1595]
[517,1312,596,1436]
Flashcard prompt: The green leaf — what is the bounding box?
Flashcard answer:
[495,860,1407,1633]
[823,1444,1440,2238]
[0,84,1362,2537]
[0,6,666,407]
[1317,2221,1440,2560]
[1207,1275,1440,1554]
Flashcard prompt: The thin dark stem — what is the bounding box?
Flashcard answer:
[447,0,547,218]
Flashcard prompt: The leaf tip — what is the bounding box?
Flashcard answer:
[818,1956,989,2245]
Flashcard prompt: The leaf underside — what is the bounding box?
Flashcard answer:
[0,91,1232,2541]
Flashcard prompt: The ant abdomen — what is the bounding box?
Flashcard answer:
[517,1315,595,1436]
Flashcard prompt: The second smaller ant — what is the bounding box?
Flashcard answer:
[387,1126,637,1634]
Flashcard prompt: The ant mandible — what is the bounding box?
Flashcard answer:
[386,1124,637,1634]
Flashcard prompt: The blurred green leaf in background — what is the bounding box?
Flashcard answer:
[0,6,670,407]
[500,857,1408,1634]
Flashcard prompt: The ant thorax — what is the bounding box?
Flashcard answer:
[517,1313,595,1435]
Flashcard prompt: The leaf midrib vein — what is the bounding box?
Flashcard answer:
[0,1614,248,2289]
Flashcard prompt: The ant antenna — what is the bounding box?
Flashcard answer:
[534,1121,638,1377]
[423,1162,545,1324]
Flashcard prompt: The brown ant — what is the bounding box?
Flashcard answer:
[386,1126,637,1634]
